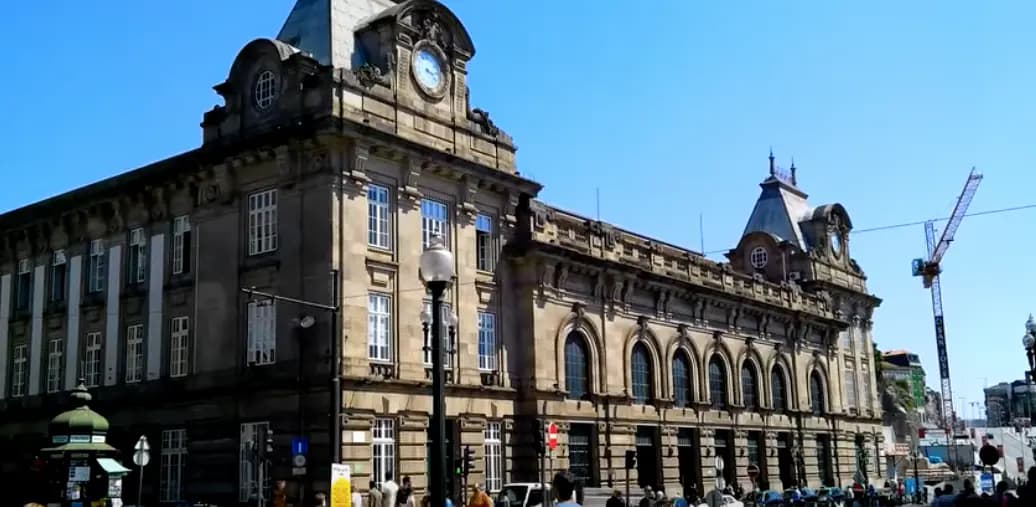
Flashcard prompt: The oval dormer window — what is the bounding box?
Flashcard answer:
[749,247,768,269]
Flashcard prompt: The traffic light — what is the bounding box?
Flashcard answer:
[265,428,275,458]
[453,458,463,476]
[624,450,637,470]
[535,421,546,455]
[462,446,474,478]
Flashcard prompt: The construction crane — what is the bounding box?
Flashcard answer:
[911,168,983,439]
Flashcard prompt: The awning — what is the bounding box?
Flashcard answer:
[96,457,132,476]
[42,442,117,453]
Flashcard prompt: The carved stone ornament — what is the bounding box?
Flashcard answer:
[418,10,450,50]
[636,315,649,331]
[468,108,500,137]
[355,63,391,88]
[571,302,586,320]
[587,220,617,249]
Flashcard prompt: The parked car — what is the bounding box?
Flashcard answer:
[696,494,743,507]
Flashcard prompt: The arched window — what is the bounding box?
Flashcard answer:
[741,362,759,409]
[709,355,728,409]
[672,351,693,407]
[810,370,827,415]
[631,343,653,404]
[564,332,590,400]
[771,366,788,412]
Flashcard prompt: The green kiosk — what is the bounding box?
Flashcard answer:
[41,380,131,507]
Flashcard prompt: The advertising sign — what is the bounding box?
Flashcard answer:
[331,463,352,507]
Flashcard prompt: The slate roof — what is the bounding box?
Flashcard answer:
[276,0,399,69]
[742,172,813,250]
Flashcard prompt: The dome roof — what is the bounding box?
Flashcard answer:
[49,380,110,438]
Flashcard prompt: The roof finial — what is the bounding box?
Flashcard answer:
[790,157,797,186]
[768,148,776,177]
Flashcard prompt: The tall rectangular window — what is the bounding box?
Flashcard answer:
[50,250,67,304]
[125,324,145,383]
[475,213,496,272]
[83,332,103,387]
[248,189,278,255]
[368,293,391,362]
[420,198,448,248]
[371,418,395,487]
[11,344,27,397]
[861,363,873,410]
[47,338,63,393]
[817,435,834,486]
[422,301,453,368]
[368,184,391,249]
[247,300,276,365]
[239,422,269,502]
[15,259,32,312]
[128,228,147,285]
[484,422,503,493]
[477,311,497,371]
[161,429,187,503]
[170,316,190,377]
[172,215,192,275]
[88,239,106,293]
[844,361,858,409]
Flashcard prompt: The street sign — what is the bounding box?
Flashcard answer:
[133,436,150,467]
[746,464,759,478]
[547,423,558,450]
[331,463,352,507]
[292,436,309,456]
[714,456,724,472]
[293,466,308,476]
[293,454,308,467]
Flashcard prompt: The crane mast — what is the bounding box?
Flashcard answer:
[912,168,983,435]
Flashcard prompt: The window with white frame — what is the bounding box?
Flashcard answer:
[47,338,63,393]
[247,300,276,365]
[422,301,454,368]
[371,418,395,486]
[88,239,106,293]
[126,324,145,383]
[11,344,27,397]
[15,259,32,312]
[368,184,391,249]
[170,316,190,377]
[128,228,147,285]
[254,71,278,111]
[861,363,873,410]
[50,250,67,303]
[248,190,278,255]
[368,293,392,362]
[475,213,496,271]
[172,215,192,275]
[239,422,269,502]
[484,422,503,493]
[420,198,448,248]
[83,332,103,387]
[161,429,187,503]
[844,361,858,409]
[477,311,497,371]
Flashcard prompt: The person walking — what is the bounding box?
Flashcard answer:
[552,471,582,507]
[468,484,493,507]
[383,473,400,507]
[606,489,626,507]
[399,476,415,507]
[370,481,384,507]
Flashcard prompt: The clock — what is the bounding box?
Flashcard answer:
[412,45,445,95]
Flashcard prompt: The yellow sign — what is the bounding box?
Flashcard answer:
[331,463,352,507]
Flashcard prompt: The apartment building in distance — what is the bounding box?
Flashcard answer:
[0,0,886,505]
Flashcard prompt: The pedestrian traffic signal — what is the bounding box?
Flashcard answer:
[624,450,637,470]
[454,458,463,476]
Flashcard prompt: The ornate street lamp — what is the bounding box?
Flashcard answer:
[420,236,455,507]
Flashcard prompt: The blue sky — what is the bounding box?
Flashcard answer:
[4,1,1036,417]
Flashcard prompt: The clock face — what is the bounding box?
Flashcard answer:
[413,48,443,91]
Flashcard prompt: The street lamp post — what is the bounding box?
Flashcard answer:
[421,237,456,507]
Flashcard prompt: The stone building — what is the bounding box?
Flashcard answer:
[0,0,884,505]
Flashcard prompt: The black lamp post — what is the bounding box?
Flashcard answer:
[420,236,456,507]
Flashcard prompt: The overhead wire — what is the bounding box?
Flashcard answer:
[316,202,1036,301]
[703,202,1036,255]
